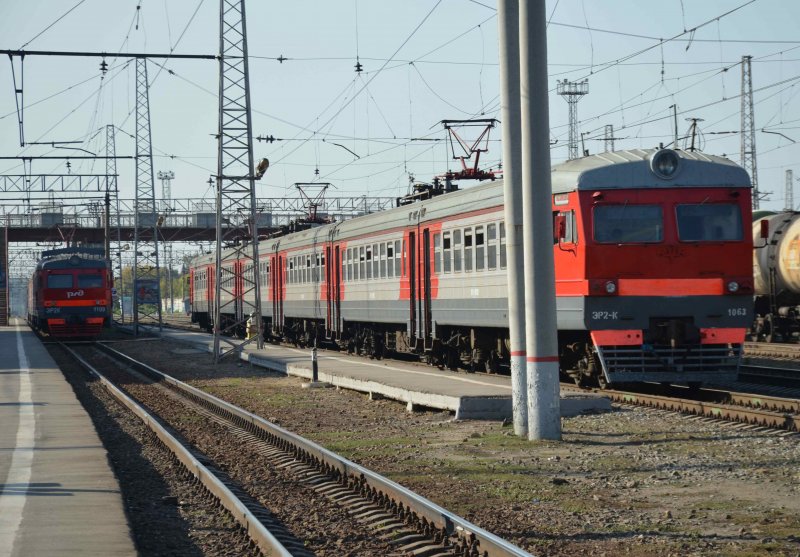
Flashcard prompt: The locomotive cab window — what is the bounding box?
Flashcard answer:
[676,203,743,242]
[594,204,663,243]
[47,274,73,288]
[78,274,103,288]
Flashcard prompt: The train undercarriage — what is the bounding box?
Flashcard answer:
[192,311,740,388]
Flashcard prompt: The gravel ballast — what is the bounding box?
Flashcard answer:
[88,338,800,556]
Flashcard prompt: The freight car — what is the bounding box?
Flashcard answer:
[27,247,112,338]
[751,210,800,342]
[191,148,754,386]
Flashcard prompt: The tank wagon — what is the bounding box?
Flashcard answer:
[752,210,800,341]
[191,149,754,386]
[27,247,112,338]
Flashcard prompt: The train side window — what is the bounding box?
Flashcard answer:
[306,255,311,283]
[289,258,294,284]
[46,273,71,288]
[434,232,441,273]
[395,240,402,276]
[443,232,451,273]
[500,222,507,269]
[387,243,394,278]
[453,230,463,272]
[372,243,379,279]
[475,226,485,271]
[380,243,387,278]
[347,248,353,281]
[487,224,497,270]
[366,246,373,280]
[553,210,577,244]
[464,228,473,272]
[359,246,366,280]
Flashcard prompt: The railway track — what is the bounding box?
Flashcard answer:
[147,318,800,433]
[572,382,800,434]
[63,340,533,557]
[744,341,800,361]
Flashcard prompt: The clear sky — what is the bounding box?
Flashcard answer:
[1,0,799,212]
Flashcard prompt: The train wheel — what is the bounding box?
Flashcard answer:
[764,314,774,343]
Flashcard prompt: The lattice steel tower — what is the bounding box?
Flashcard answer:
[741,55,759,209]
[133,58,162,334]
[557,79,588,160]
[106,124,124,323]
[787,169,794,211]
[604,124,615,152]
[213,0,263,360]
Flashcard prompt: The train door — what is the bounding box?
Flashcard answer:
[276,254,285,332]
[325,245,333,337]
[408,231,417,341]
[270,252,284,334]
[421,227,433,345]
[235,259,243,324]
[334,245,341,337]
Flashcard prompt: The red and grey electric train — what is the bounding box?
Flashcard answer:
[190,149,754,386]
[27,247,112,338]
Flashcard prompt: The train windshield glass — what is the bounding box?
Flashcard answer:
[676,203,743,242]
[47,274,73,288]
[78,274,104,288]
[593,205,663,243]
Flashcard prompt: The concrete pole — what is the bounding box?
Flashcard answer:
[519,0,561,440]
[497,0,527,437]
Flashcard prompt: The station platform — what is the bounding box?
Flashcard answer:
[0,320,136,556]
[148,326,610,420]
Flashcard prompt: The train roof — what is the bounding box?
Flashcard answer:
[551,148,751,193]
[35,247,108,271]
[189,149,750,267]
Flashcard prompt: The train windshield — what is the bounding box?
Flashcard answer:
[78,274,104,288]
[47,274,73,288]
[593,204,663,243]
[676,203,743,242]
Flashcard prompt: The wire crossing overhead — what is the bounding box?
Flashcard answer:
[214,0,264,361]
[557,79,589,160]
[133,58,162,334]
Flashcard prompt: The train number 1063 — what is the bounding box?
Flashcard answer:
[727,307,747,317]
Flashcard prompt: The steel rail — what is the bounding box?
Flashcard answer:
[95,341,535,557]
[744,342,800,360]
[598,389,800,432]
[739,363,800,389]
[60,344,294,557]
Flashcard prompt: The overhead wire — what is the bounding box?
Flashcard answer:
[18,0,89,49]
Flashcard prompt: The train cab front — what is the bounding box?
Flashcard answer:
[575,148,754,386]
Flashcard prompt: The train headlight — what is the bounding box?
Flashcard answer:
[727,281,739,293]
[605,281,617,294]
[650,149,680,179]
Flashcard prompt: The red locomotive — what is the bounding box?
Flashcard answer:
[191,149,754,386]
[27,247,112,338]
